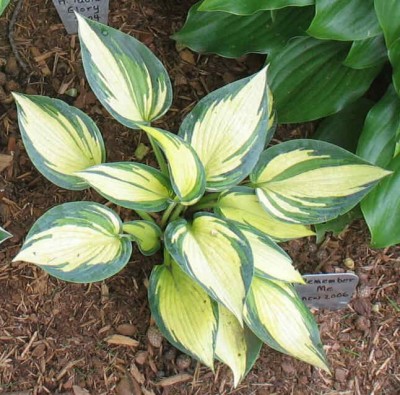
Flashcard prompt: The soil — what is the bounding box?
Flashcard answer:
[0,1,399,394]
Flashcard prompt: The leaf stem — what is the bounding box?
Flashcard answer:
[169,204,186,223]
[148,135,169,175]
[197,192,221,204]
[135,210,155,222]
[160,202,177,228]
[189,201,219,212]
[188,192,221,213]
[163,248,172,267]
[241,181,256,188]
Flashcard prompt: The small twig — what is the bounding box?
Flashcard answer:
[56,358,84,381]
[8,0,29,73]
[19,330,37,359]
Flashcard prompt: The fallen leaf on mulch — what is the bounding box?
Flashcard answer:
[116,375,141,395]
[179,49,196,65]
[117,323,137,337]
[141,387,156,395]
[147,326,163,348]
[156,374,192,387]
[73,385,91,395]
[105,334,139,347]
[130,363,145,384]
[0,154,12,172]
[352,297,371,316]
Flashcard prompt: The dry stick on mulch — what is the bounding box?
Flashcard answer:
[8,0,29,73]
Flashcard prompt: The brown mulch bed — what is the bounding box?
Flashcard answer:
[0,1,399,394]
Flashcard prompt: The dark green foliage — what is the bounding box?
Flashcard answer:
[174,0,400,247]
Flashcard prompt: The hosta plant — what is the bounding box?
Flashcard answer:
[174,0,400,248]
[12,16,390,385]
[0,0,10,16]
[0,226,11,245]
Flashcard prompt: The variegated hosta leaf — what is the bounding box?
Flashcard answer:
[76,15,172,128]
[235,223,304,284]
[0,0,11,16]
[215,304,262,387]
[76,162,173,212]
[179,67,273,191]
[140,126,206,205]
[13,202,132,283]
[215,187,314,241]
[149,262,217,368]
[164,212,253,323]
[244,276,329,371]
[14,94,105,190]
[251,140,391,225]
[0,226,12,244]
[122,220,161,256]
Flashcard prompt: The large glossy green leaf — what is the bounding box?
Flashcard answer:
[357,85,400,167]
[76,15,172,129]
[314,98,374,153]
[307,0,381,41]
[149,262,217,368]
[215,187,314,241]
[235,223,304,283]
[215,304,262,386]
[343,35,388,70]
[14,94,105,190]
[173,3,314,58]
[268,36,381,123]
[140,126,206,205]
[179,67,272,191]
[251,140,391,225]
[0,226,12,244]
[76,162,173,212]
[122,221,161,256]
[0,0,11,16]
[389,38,400,95]
[374,0,400,48]
[244,277,329,371]
[374,1,400,94]
[361,156,400,247]
[164,212,253,323]
[13,202,132,283]
[199,0,314,14]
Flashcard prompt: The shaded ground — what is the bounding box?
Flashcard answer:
[0,1,399,394]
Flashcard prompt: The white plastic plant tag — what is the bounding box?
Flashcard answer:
[52,0,110,34]
[294,273,359,310]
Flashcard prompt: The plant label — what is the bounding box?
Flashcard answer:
[52,0,110,34]
[294,273,359,310]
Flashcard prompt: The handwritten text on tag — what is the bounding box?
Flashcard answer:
[294,273,359,310]
[53,0,109,34]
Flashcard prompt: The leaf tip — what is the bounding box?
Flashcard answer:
[316,354,331,374]
[296,275,306,285]
[382,169,394,177]
[74,11,85,22]
[12,251,24,263]
[11,91,23,102]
